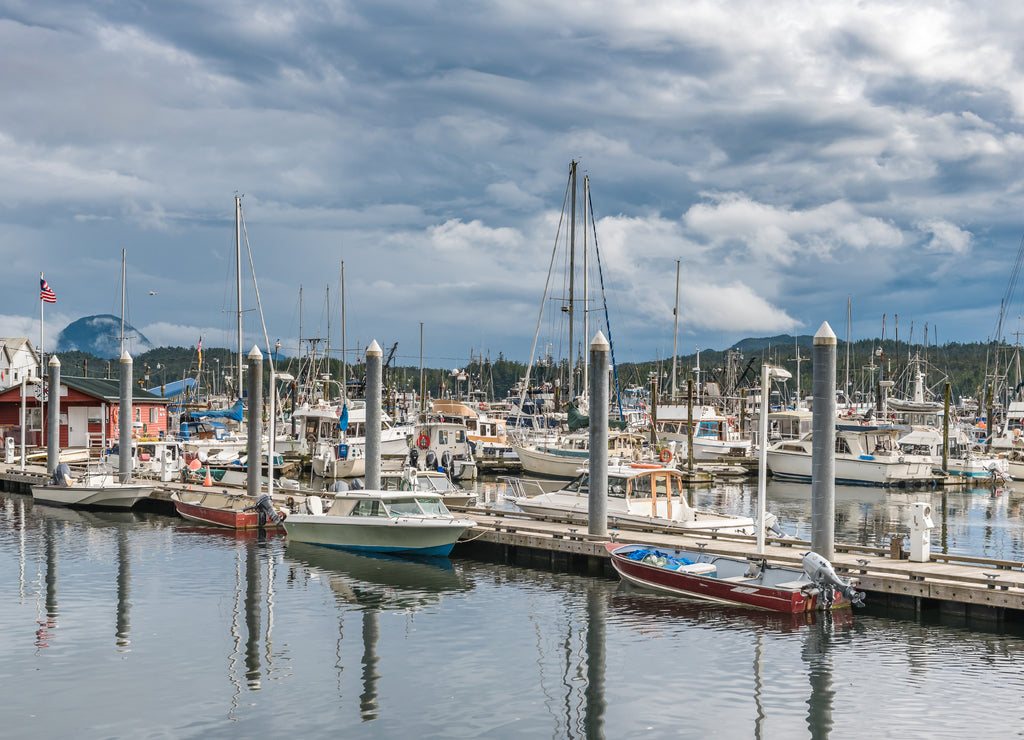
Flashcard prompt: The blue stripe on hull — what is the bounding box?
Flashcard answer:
[311,542,456,557]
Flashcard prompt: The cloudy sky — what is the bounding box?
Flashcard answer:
[2,0,1023,368]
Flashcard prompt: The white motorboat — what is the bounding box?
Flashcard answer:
[407,420,478,481]
[507,463,773,536]
[510,431,646,478]
[308,402,411,479]
[31,464,154,509]
[380,467,477,507]
[282,489,477,556]
[767,424,938,486]
[654,405,751,460]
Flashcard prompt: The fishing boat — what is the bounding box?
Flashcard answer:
[766,424,938,486]
[30,464,154,510]
[654,405,751,460]
[605,543,863,613]
[282,489,476,556]
[170,489,287,530]
[407,419,478,481]
[507,463,775,535]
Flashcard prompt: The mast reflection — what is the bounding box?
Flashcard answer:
[116,525,131,650]
[285,543,470,723]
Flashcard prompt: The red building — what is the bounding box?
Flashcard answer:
[0,376,172,452]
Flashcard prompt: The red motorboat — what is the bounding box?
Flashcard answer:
[171,490,288,531]
[605,542,863,613]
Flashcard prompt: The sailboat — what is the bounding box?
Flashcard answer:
[509,161,650,474]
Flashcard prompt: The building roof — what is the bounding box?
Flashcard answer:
[62,376,171,403]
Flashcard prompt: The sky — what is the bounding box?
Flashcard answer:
[2,1,1024,370]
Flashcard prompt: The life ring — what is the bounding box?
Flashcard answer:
[417,433,431,450]
[659,448,673,464]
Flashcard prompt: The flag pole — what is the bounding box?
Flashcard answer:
[39,271,45,455]
[39,271,44,365]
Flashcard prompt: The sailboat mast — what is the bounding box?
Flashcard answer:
[583,174,589,397]
[341,261,347,402]
[845,296,851,401]
[326,285,331,401]
[235,196,243,400]
[120,249,126,356]
[672,260,680,401]
[568,160,577,400]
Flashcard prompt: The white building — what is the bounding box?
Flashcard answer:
[0,338,40,390]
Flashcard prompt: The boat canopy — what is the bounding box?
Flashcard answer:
[146,377,198,398]
[190,398,244,421]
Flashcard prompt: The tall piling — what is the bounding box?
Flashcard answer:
[365,340,383,491]
[46,355,60,476]
[247,346,263,499]
[588,332,610,537]
[119,351,132,483]
[811,321,837,559]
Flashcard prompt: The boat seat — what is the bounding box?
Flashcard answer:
[675,562,717,576]
[774,580,811,590]
[720,575,756,583]
[306,496,324,515]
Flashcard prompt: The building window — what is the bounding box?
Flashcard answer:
[149,407,158,424]
[135,408,141,423]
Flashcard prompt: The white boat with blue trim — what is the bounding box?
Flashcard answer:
[282,489,476,556]
[766,424,937,487]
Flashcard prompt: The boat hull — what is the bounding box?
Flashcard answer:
[172,492,285,530]
[283,515,474,556]
[766,449,935,486]
[30,483,154,509]
[606,544,851,613]
[512,444,589,478]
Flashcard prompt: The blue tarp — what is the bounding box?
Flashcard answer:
[190,398,244,421]
[146,377,198,398]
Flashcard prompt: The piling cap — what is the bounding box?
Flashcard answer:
[814,321,837,346]
[590,331,610,350]
[366,340,382,356]
[48,355,60,367]
[120,350,132,362]
[247,345,263,360]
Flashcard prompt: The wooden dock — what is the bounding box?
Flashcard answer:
[3,463,1021,622]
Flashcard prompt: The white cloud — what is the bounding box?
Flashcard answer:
[917,219,972,254]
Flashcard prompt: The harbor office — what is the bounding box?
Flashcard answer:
[0,376,170,451]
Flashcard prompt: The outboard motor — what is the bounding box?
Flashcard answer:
[244,494,282,526]
[441,450,453,476]
[350,478,364,490]
[425,450,438,471]
[331,480,350,493]
[408,446,419,469]
[52,461,71,487]
[802,551,864,607]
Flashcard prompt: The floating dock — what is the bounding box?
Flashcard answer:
[3,463,1020,623]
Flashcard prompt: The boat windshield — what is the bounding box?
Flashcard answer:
[386,497,451,516]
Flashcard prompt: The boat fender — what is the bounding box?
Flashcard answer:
[417,433,431,450]
[659,448,673,464]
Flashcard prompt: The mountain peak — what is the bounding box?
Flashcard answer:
[56,314,154,359]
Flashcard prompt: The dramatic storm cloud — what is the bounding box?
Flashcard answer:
[1,0,1022,366]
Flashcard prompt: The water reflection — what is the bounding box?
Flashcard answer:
[284,544,472,723]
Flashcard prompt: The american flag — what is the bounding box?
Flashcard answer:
[40,277,56,304]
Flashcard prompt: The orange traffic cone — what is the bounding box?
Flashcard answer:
[203,468,213,487]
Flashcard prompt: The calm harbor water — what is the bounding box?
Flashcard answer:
[3,479,1024,739]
